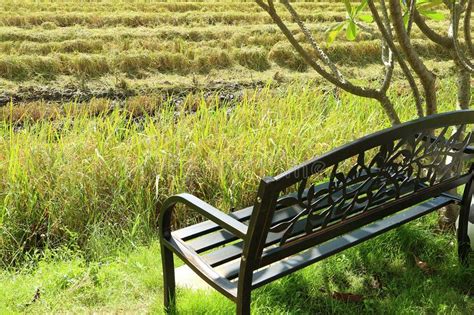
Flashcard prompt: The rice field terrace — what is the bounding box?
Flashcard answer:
[0,0,473,313]
[0,0,461,107]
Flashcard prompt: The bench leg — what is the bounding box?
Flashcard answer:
[161,244,176,313]
[236,290,251,315]
[458,177,473,267]
[458,206,471,267]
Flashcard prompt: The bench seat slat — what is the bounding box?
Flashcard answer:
[213,195,454,282]
[251,195,454,288]
[171,182,331,242]
[185,204,303,254]
[176,178,384,254]
[202,205,303,266]
[201,181,419,265]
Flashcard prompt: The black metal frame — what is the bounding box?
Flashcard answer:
[159,110,474,315]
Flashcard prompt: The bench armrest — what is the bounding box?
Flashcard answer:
[159,193,248,239]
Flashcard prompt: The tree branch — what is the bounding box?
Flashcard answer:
[451,0,474,72]
[464,0,473,57]
[380,43,394,93]
[466,0,473,56]
[379,0,394,94]
[407,0,416,35]
[369,0,424,117]
[255,0,401,124]
[280,0,345,82]
[455,58,471,109]
[389,0,437,115]
[414,9,453,48]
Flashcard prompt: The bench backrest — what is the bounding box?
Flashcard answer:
[246,110,474,268]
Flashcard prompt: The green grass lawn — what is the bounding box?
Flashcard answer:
[1,218,473,314]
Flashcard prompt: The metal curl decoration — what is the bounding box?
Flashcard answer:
[270,125,472,245]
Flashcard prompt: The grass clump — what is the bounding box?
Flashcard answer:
[40,21,57,30]
[193,48,232,73]
[234,47,271,71]
[268,42,308,72]
[62,54,110,78]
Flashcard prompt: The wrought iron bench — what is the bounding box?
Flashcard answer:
[159,110,474,314]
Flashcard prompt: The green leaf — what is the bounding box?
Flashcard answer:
[354,0,368,15]
[417,0,444,9]
[343,0,353,16]
[418,9,445,21]
[358,14,374,23]
[403,12,410,29]
[346,20,357,41]
[326,22,345,45]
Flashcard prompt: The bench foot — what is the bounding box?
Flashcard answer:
[458,237,471,267]
[458,173,473,267]
[161,244,176,313]
[236,293,251,315]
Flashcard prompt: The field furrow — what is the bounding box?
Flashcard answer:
[0,0,466,104]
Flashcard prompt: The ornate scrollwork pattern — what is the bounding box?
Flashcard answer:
[269,126,473,245]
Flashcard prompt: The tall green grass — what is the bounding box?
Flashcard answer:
[0,81,462,267]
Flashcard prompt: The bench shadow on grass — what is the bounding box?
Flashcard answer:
[174,225,473,314]
[254,224,473,314]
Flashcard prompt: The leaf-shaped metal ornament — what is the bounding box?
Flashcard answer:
[276,196,299,208]
[347,164,358,181]
[273,124,473,247]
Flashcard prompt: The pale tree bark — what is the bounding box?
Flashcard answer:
[450,0,474,73]
[368,0,424,117]
[389,0,438,115]
[465,0,473,57]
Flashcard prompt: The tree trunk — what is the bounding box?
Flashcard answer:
[389,0,438,115]
[439,60,472,230]
[455,60,472,110]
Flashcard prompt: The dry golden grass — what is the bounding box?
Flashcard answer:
[0,0,453,87]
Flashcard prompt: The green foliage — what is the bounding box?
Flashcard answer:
[326,0,369,44]
[327,0,447,44]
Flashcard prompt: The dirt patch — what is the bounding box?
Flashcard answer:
[0,80,266,107]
